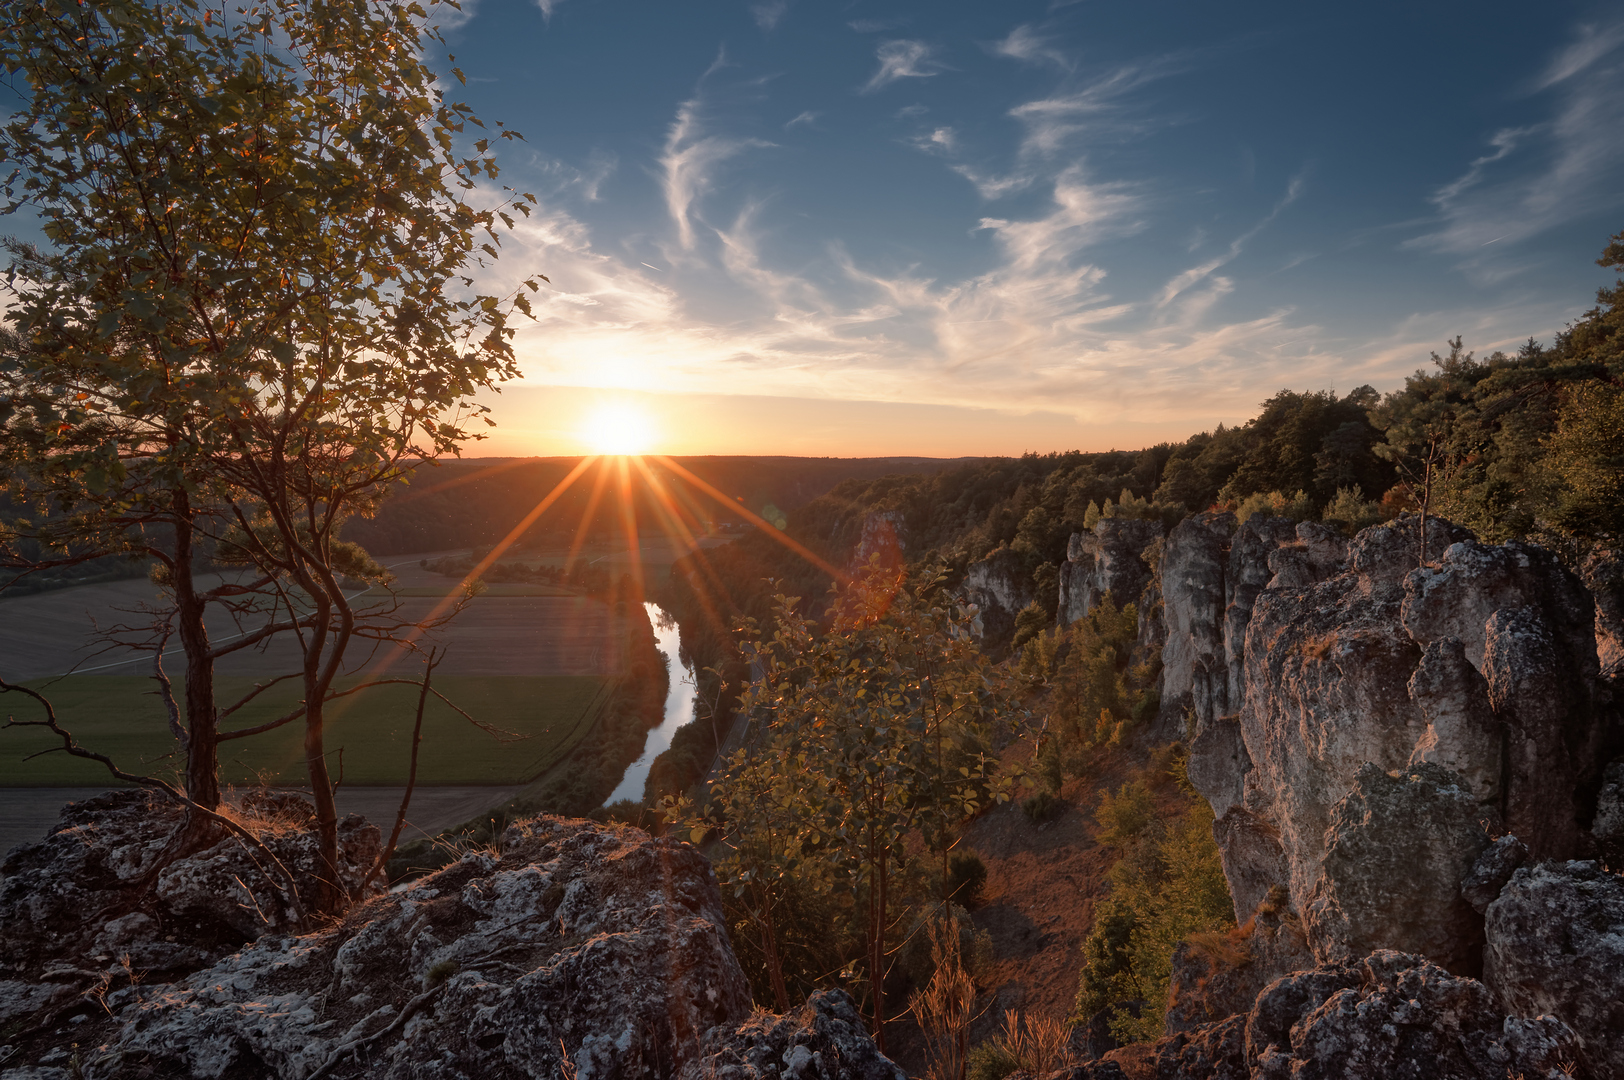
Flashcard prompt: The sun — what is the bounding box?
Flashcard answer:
[581,402,656,456]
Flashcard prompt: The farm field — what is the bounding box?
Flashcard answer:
[0,674,610,787]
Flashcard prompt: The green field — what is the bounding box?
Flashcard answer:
[0,674,610,787]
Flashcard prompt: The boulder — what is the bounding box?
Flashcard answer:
[1304,763,1490,974]
[0,788,380,1033]
[31,818,753,1079]
[679,988,904,1080]
[1483,860,1624,1080]
[1460,834,1529,914]
[1117,952,1579,1080]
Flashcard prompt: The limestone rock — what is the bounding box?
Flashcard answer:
[1164,900,1311,1034]
[1057,518,1164,627]
[965,546,1036,643]
[1481,605,1607,859]
[1459,834,1529,914]
[1158,512,1235,735]
[1596,757,1624,869]
[1195,515,1618,975]
[60,817,756,1080]
[1118,953,1578,1080]
[679,989,905,1080]
[1406,639,1501,802]
[1224,517,1301,715]
[1304,763,1490,974]
[1483,860,1624,1080]
[1581,547,1623,678]
[0,789,380,1032]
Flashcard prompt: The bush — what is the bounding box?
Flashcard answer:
[966,1041,1019,1080]
[947,851,988,907]
[1233,488,1313,524]
[1022,789,1063,823]
[1095,779,1154,847]
[1321,485,1386,535]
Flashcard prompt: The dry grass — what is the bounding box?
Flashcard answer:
[908,916,978,1080]
[984,1008,1073,1078]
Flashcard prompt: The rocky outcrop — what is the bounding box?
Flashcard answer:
[1483,860,1624,1080]
[1596,757,1624,869]
[1158,512,1235,734]
[1304,763,1489,972]
[851,510,906,570]
[1184,515,1620,982]
[679,989,904,1080]
[0,789,380,1036]
[2,815,902,1080]
[1057,519,1164,627]
[1105,952,1580,1080]
[1581,548,1622,678]
[1164,897,1311,1035]
[965,546,1036,643]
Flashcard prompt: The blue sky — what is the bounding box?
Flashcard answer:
[440,1,1623,454]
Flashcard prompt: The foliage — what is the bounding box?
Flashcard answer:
[1025,595,1160,779]
[662,563,1021,1037]
[1232,489,1313,525]
[1021,789,1064,824]
[1074,769,1235,1042]
[1320,485,1386,535]
[0,0,535,908]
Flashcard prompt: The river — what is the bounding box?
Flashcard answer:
[602,602,698,806]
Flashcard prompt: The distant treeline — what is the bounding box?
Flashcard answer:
[341,455,962,556]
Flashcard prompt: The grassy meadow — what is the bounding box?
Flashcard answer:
[0,674,610,787]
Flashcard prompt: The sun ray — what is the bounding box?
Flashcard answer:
[355,455,598,684]
[653,455,850,585]
[615,455,646,601]
[564,457,612,577]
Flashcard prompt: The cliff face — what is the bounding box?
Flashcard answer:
[1155,515,1624,1077]
[1056,518,1164,627]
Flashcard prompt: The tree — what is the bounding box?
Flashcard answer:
[0,0,539,902]
[665,565,1021,1045]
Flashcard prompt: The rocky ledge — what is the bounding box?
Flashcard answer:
[0,811,905,1080]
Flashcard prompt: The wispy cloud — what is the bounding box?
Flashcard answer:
[861,40,942,93]
[906,126,958,155]
[751,0,789,32]
[849,17,907,33]
[534,0,563,23]
[1407,20,1624,272]
[784,110,820,129]
[659,83,773,249]
[1156,170,1308,310]
[990,24,1070,69]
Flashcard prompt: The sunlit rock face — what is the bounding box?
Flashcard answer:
[1177,515,1620,983]
[1056,517,1164,627]
[963,546,1035,643]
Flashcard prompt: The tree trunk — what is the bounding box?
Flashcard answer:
[303,687,343,914]
[170,493,220,810]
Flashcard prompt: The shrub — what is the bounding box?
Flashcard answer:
[1022,789,1063,823]
[1095,779,1154,847]
[966,1042,1019,1080]
[1321,485,1385,534]
[947,851,989,907]
[1233,488,1313,524]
